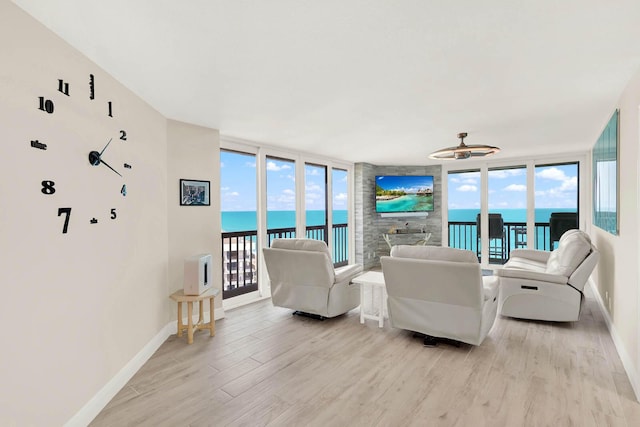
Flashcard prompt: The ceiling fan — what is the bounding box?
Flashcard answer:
[428,132,500,160]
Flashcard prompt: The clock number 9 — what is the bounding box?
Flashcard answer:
[58,207,71,234]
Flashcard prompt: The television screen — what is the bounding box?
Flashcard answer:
[375,175,434,213]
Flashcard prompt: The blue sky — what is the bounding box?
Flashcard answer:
[220,151,348,212]
[448,164,578,210]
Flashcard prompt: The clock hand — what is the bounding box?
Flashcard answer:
[98,157,122,177]
[98,138,113,157]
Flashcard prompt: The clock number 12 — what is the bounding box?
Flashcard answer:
[57,207,71,234]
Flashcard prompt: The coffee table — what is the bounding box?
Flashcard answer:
[352,270,386,328]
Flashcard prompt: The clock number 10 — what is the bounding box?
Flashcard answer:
[58,207,71,234]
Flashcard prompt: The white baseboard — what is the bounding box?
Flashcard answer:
[589,280,640,402]
[65,308,226,427]
[64,322,174,427]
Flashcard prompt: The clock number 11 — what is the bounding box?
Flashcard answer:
[58,207,71,234]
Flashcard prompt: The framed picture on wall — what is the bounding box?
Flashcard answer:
[180,179,210,206]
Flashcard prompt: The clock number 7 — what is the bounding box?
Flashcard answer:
[58,207,71,234]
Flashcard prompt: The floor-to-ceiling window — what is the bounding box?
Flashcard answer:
[447,170,481,255]
[304,163,327,243]
[534,162,579,250]
[332,168,349,266]
[487,166,527,264]
[220,149,259,298]
[446,158,582,266]
[266,155,297,245]
[220,140,354,304]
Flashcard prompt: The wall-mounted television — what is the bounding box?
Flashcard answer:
[375,175,434,214]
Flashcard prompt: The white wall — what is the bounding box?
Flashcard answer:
[590,67,640,398]
[167,120,223,317]
[0,3,223,425]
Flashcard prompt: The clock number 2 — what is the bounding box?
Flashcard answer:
[58,207,71,234]
[120,130,127,141]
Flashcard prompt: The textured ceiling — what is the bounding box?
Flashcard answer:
[13,0,640,165]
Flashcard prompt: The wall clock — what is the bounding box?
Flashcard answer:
[33,74,131,234]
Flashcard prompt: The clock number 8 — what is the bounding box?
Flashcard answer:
[41,180,56,195]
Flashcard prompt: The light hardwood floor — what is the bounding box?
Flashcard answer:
[91,286,640,426]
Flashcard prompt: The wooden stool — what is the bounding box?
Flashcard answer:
[169,288,220,344]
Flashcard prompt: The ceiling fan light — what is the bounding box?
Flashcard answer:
[428,132,500,160]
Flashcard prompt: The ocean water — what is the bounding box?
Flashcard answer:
[223,208,576,232]
[448,208,577,223]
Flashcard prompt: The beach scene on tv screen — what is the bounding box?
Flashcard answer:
[376,175,434,213]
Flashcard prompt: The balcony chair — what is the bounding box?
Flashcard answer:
[549,212,578,249]
[477,213,506,263]
[262,238,363,319]
[496,229,599,322]
[380,245,499,346]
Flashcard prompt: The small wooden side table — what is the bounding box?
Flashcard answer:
[169,288,220,344]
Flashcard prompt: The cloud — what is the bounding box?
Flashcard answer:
[536,167,566,181]
[334,193,347,201]
[457,185,478,192]
[267,161,292,172]
[504,184,526,192]
[245,161,256,168]
[490,169,524,179]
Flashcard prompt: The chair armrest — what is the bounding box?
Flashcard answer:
[334,264,364,283]
[496,268,567,284]
[508,249,551,263]
[482,275,499,301]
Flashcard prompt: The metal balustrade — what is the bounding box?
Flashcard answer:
[447,221,552,263]
[222,223,349,299]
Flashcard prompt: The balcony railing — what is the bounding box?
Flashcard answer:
[448,221,552,264]
[222,223,349,299]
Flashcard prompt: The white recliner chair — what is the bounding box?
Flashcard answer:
[496,229,599,322]
[262,238,363,319]
[380,245,499,346]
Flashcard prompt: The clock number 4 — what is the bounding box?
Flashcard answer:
[58,207,71,234]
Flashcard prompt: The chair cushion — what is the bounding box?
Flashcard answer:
[390,245,477,263]
[545,230,592,276]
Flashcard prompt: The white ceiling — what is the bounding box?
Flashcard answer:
[13,0,640,165]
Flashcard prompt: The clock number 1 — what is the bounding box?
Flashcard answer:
[108,101,113,117]
[58,207,71,234]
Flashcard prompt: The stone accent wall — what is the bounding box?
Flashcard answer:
[355,163,442,269]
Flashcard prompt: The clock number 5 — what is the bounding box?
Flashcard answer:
[111,208,117,219]
[58,207,71,234]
